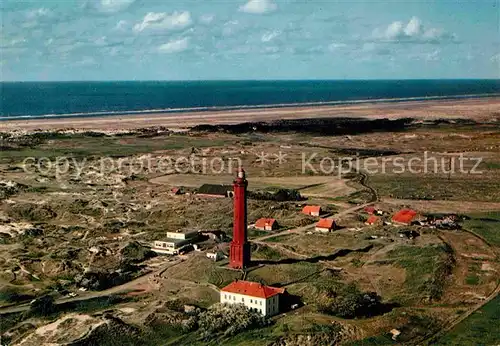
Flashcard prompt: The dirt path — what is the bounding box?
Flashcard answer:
[0,259,184,316]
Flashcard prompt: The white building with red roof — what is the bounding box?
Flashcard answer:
[220,280,285,316]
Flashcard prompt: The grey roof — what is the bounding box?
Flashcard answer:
[197,184,233,196]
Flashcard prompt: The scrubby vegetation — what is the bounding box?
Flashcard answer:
[249,189,304,202]
[317,283,387,319]
[387,244,455,303]
[197,303,271,339]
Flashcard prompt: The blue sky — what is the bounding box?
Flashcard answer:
[1,0,499,81]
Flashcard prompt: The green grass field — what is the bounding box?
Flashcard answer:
[463,212,500,247]
[387,244,454,303]
[437,294,500,345]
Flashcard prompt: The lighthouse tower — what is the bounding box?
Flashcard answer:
[230,168,251,269]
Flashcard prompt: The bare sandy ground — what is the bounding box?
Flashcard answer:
[1,97,499,132]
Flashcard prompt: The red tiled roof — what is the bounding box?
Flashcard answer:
[302,205,321,214]
[221,280,285,299]
[316,218,335,229]
[255,218,277,228]
[392,209,417,224]
[364,206,376,214]
[365,215,380,225]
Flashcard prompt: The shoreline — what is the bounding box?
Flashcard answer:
[2,92,499,121]
[1,97,499,132]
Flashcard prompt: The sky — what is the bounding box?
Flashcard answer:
[1,0,499,81]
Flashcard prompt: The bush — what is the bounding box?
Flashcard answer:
[120,241,155,264]
[29,295,55,316]
[249,189,304,202]
[318,283,384,319]
[0,287,35,303]
[197,303,271,339]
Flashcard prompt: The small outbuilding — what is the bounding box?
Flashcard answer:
[365,215,380,225]
[255,218,278,231]
[207,251,224,261]
[302,205,321,217]
[364,206,376,214]
[170,187,182,195]
[315,218,336,233]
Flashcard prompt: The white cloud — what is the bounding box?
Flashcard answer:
[404,17,422,37]
[158,37,189,54]
[26,8,52,20]
[239,0,277,14]
[425,49,440,61]
[374,17,456,43]
[8,38,27,46]
[328,43,347,52]
[491,53,500,63]
[133,11,192,33]
[94,36,108,47]
[222,20,240,36]
[93,0,135,14]
[200,14,215,25]
[115,20,128,31]
[74,56,97,66]
[261,30,280,42]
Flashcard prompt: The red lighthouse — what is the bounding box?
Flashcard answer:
[230,168,251,269]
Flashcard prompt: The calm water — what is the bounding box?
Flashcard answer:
[1,80,499,120]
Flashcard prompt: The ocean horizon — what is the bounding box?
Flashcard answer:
[1,79,499,121]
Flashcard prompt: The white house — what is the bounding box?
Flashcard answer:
[315,218,336,233]
[151,239,189,255]
[220,280,285,316]
[166,230,199,240]
[152,230,200,255]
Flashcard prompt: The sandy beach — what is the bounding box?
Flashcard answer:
[1,97,499,132]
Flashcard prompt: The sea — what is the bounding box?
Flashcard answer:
[1,80,499,120]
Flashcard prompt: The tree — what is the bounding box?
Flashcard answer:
[29,295,56,316]
[317,284,383,319]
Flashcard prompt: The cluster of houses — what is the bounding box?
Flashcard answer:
[253,205,337,233]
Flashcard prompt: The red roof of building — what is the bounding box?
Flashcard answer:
[255,218,277,228]
[221,280,285,299]
[316,218,335,229]
[392,209,417,224]
[364,206,376,214]
[302,205,321,214]
[365,215,380,225]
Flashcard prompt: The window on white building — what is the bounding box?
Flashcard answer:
[250,299,253,303]
[242,298,244,302]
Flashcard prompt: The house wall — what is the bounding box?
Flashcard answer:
[315,227,331,233]
[152,239,188,254]
[166,230,198,240]
[220,291,280,316]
